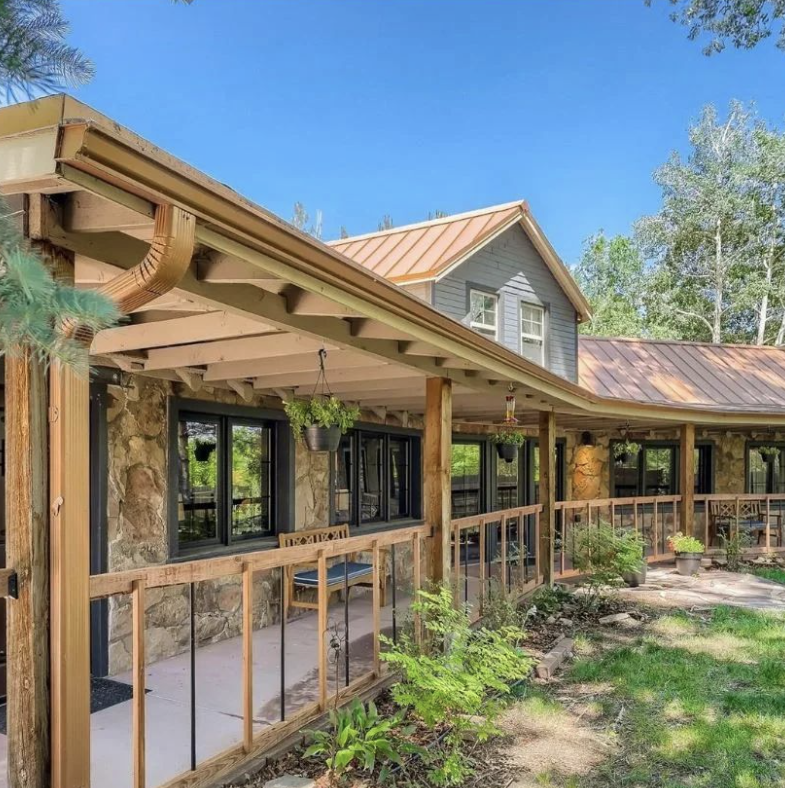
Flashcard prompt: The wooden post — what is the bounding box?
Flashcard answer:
[317,550,327,709]
[411,533,422,646]
[372,541,381,677]
[50,358,91,788]
[6,348,50,788]
[424,378,452,585]
[131,579,146,788]
[680,424,695,539]
[538,411,556,586]
[242,564,254,753]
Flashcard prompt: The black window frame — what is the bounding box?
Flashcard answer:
[609,440,714,498]
[745,441,785,494]
[168,398,294,559]
[330,424,422,529]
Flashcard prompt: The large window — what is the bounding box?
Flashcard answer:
[747,444,785,494]
[333,429,420,527]
[611,442,713,497]
[452,441,484,517]
[469,289,499,339]
[520,302,545,364]
[170,401,290,556]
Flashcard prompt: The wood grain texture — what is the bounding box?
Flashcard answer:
[372,541,381,676]
[242,564,254,753]
[538,411,556,586]
[132,579,146,788]
[5,349,50,788]
[680,423,695,537]
[317,550,328,709]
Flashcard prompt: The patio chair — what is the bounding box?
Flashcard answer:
[708,500,782,546]
[279,524,388,619]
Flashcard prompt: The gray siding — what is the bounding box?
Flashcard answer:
[433,224,578,381]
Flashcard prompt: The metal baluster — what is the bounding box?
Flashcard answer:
[391,544,398,644]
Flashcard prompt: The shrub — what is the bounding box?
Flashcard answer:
[283,396,360,440]
[305,699,417,784]
[720,530,752,571]
[481,580,529,634]
[528,584,574,618]
[569,523,645,609]
[668,531,705,555]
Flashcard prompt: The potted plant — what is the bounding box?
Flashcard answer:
[758,445,780,463]
[619,530,648,587]
[492,431,525,463]
[667,531,705,576]
[284,395,360,452]
[613,438,641,465]
[193,439,216,463]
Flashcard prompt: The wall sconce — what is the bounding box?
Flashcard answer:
[581,431,595,446]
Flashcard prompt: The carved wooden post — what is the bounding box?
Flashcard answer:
[680,424,695,540]
[539,411,556,586]
[424,378,452,585]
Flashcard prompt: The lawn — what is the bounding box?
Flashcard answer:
[507,606,785,788]
[745,565,785,586]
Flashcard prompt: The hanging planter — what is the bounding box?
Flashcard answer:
[758,445,779,463]
[193,439,216,463]
[283,350,360,452]
[613,438,641,465]
[492,431,525,463]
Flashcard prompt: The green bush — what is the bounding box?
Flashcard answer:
[668,531,705,554]
[283,395,360,440]
[528,584,574,618]
[719,531,752,571]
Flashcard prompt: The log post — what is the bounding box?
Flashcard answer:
[679,424,695,539]
[538,411,556,586]
[424,377,452,585]
[6,349,50,788]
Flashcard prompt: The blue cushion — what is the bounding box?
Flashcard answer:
[294,561,373,587]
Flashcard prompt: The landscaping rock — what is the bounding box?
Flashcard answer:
[598,612,631,625]
[264,777,316,788]
[558,618,573,627]
[535,637,574,680]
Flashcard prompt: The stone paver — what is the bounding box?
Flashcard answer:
[616,566,785,611]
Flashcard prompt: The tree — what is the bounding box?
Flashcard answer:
[650,0,785,54]
[0,0,94,102]
[377,214,394,231]
[573,232,650,338]
[291,202,323,239]
[635,102,757,343]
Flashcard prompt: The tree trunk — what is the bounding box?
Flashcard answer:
[713,219,723,343]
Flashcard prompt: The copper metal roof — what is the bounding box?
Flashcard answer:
[579,336,785,412]
[328,201,592,320]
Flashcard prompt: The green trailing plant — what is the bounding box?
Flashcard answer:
[668,531,705,555]
[283,395,360,440]
[490,431,525,446]
[380,585,533,785]
[613,439,641,461]
[720,530,753,572]
[0,196,118,368]
[758,445,780,461]
[569,523,646,609]
[304,699,416,784]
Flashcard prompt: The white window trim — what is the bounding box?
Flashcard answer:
[520,302,545,363]
[469,289,499,340]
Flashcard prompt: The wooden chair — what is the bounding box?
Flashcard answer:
[708,500,782,546]
[278,524,388,620]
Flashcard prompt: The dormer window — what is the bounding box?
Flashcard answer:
[520,302,545,363]
[469,289,499,339]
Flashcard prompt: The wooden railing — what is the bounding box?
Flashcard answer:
[89,523,430,788]
[695,493,785,553]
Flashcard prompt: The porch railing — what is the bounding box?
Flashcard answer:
[89,523,429,788]
[695,493,785,553]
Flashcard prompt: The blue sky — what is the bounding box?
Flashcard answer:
[59,0,783,264]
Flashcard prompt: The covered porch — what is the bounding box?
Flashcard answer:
[2,95,785,788]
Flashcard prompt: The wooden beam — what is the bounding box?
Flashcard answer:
[91,311,275,354]
[50,359,91,788]
[680,423,695,537]
[227,379,254,402]
[293,376,422,397]
[197,253,287,293]
[400,340,448,358]
[424,378,452,584]
[538,411,556,586]
[175,368,204,392]
[243,356,396,388]
[6,347,50,788]
[286,288,362,318]
[350,318,413,341]
[64,190,153,234]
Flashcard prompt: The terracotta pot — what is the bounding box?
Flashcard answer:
[496,443,519,463]
[675,552,703,576]
[304,424,342,452]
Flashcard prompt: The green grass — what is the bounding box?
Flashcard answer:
[746,565,785,585]
[558,607,785,788]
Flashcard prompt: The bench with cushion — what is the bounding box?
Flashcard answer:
[279,524,388,619]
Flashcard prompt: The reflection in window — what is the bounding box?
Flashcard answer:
[334,435,353,523]
[360,434,384,523]
[613,447,640,498]
[747,445,785,494]
[644,447,674,496]
[520,302,545,364]
[231,423,272,539]
[178,419,219,546]
[389,437,410,518]
[469,290,498,339]
[452,442,482,517]
[496,451,519,510]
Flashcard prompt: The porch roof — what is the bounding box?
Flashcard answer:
[580,336,785,413]
[1,94,785,429]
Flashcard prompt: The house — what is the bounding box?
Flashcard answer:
[1,95,785,788]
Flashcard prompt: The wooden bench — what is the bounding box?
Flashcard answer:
[279,525,388,620]
[708,500,783,546]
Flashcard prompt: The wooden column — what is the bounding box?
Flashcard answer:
[6,349,50,788]
[538,411,556,586]
[424,378,452,585]
[680,423,695,539]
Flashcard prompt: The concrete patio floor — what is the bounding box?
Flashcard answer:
[0,589,408,788]
[616,565,785,611]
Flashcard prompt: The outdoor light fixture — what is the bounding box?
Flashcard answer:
[581,431,594,446]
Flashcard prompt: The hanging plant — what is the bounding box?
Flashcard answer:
[193,439,216,463]
[491,431,525,463]
[758,445,780,462]
[284,350,360,452]
[613,439,641,464]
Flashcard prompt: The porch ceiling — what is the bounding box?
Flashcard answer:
[3,95,785,429]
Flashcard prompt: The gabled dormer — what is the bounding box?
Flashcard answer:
[330,201,590,382]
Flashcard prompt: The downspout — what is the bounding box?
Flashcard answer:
[66,203,196,339]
